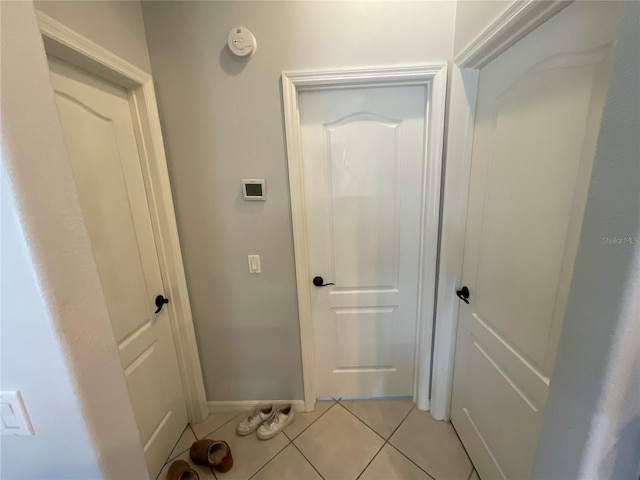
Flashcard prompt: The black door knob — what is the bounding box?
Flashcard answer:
[154,295,169,313]
[456,286,470,304]
[313,276,335,287]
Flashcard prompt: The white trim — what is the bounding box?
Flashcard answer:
[208,400,306,413]
[37,12,209,423]
[430,67,479,421]
[455,0,572,69]
[281,64,448,412]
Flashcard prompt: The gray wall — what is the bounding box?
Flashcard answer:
[533,2,640,478]
[35,0,152,74]
[453,0,514,57]
[141,1,456,401]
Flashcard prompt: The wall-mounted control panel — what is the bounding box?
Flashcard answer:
[242,179,266,201]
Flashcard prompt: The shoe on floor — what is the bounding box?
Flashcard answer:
[236,405,273,435]
[189,439,233,473]
[166,459,199,480]
[256,405,294,440]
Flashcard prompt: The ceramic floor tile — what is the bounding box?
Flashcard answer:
[339,399,414,439]
[469,470,479,480]
[166,425,197,462]
[359,444,434,480]
[210,416,289,480]
[192,412,243,439]
[389,409,472,480]
[157,450,215,480]
[250,444,321,480]
[283,399,335,440]
[294,403,384,480]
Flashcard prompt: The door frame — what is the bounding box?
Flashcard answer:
[37,12,209,423]
[282,64,448,412]
[430,0,572,421]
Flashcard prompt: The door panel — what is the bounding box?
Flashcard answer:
[327,114,401,290]
[451,2,622,479]
[49,58,187,479]
[53,93,155,340]
[300,86,426,398]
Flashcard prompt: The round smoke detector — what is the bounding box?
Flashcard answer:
[228,26,257,57]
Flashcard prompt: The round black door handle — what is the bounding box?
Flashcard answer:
[154,295,169,313]
[456,286,470,304]
[313,276,335,287]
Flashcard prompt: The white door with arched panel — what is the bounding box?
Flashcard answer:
[299,85,427,398]
[48,58,187,479]
[451,2,623,479]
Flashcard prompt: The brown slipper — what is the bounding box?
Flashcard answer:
[190,439,233,473]
[166,459,199,480]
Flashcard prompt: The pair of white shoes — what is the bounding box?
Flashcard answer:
[236,405,294,440]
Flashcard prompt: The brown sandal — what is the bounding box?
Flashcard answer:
[166,459,199,480]
[190,439,233,473]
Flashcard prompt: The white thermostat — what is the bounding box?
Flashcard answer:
[228,27,257,57]
[242,179,266,201]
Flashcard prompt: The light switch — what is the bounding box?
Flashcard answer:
[1,404,19,428]
[1,391,34,436]
[248,255,261,274]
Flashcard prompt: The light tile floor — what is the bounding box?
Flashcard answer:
[158,399,478,480]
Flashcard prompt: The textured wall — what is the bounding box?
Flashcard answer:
[533,2,640,478]
[1,1,150,478]
[141,1,456,401]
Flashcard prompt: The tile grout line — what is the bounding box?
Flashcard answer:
[386,442,436,480]
[246,437,293,480]
[162,424,193,467]
[248,400,337,480]
[198,412,245,440]
[180,400,451,480]
[466,467,473,480]
[290,439,327,480]
[284,400,338,442]
[450,420,476,477]
[335,401,387,443]
[169,423,199,464]
[337,402,416,480]
[384,404,416,440]
[385,403,438,480]
[354,439,388,480]
[352,404,436,480]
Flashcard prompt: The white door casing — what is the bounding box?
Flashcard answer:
[300,86,425,398]
[282,65,447,411]
[49,58,188,479]
[450,2,623,479]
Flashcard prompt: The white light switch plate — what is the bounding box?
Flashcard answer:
[248,254,261,274]
[1,391,34,436]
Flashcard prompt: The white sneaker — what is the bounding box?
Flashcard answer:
[256,405,294,440]
[236,405,273,435]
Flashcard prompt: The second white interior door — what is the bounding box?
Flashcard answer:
[299,85,427,398]
[450,2,622,479]
[49,58,187,479]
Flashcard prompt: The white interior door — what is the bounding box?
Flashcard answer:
[451,3,623,479]
[299,85,427,398]
[48,58,187,479]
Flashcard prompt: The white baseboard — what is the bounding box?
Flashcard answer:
[208,400,306,413]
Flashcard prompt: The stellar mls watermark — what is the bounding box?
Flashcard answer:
[602,235,638,245]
